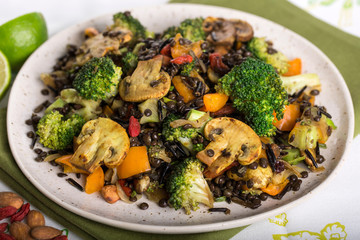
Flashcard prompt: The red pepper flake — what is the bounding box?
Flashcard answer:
[118,180,132,197]
[128,116,140,137]
[10,203,30,223]
[170,55,193,65]
[160,44,171,57]
[0,206,17,221]
[0,233,15,240]
[0,223,8,233]
[209,53,229,75]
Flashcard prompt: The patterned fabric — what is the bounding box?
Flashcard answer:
[289,0,360,38]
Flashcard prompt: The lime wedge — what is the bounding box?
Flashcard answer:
[0,50,11,100]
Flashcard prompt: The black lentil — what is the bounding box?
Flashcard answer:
[34,148,42,154]
[27,131,35,138]
[310,89,319,96]
[144,109,152,117]
[213,186,222,197]
[129,196,137,202]
[301,171,308,178]
[214,176,225,186]
[246,179,254,189]
[259,158,268,168]
[289,174,298,182]
[223,189,232,198]
[159,198,168,207]
[139,202,149,210]
[25,119,33,125]
[248,162,258,170]
[41,89,50,95]
[206,149,215,157]
[314,115,321,122]
[317,155,325,164]
[259,193,268,201]
[57,173,68,177]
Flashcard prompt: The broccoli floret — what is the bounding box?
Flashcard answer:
[216,57,288,136]
[180,60,196,77]
[280,73,321,95]
[178,18,205,42]
[73,57,122,101]
[162,114,204,153]
[192,143,204,153]
[247,37,289,75]
[162,18,205,42]
[37,111,85,150]
[148,145,171,163]
[162,26,178,40]
[121,52,138,76]
[113,11,147,40]
[166,157,213,214]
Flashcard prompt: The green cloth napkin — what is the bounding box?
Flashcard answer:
[1,1,359,239]
[0,108,246,239]
[172,0,360,136]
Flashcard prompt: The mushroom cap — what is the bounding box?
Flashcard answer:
[119,57,171,102]
[76,27,132,65]
[202,17,254,55]
[196,117,262,175]
[231,19,254,42]
[70,118,130,173]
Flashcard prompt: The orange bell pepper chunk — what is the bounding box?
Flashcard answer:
[117,146,151,179]
[273,103,301,131]
[85,166,105,194]
[283,58,302,76]
[202,93,229,112]
[172,75,195,103]
[261,179,289,196]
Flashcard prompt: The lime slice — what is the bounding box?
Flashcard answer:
[0,50,11,100]
[0,12,48,71]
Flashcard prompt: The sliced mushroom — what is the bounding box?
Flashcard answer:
[119,56,171,102]
[196,117,262,176]
[203,17,254,55]
[231,19,254,42]
[76,27,132,65]
[70,118,130,173]
[204,18,235,54]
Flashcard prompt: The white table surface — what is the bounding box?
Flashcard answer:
[1,1,359,239]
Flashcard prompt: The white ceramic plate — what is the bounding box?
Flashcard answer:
[7,4,354,234]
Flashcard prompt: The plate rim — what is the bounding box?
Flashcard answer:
[6,3,355,234]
